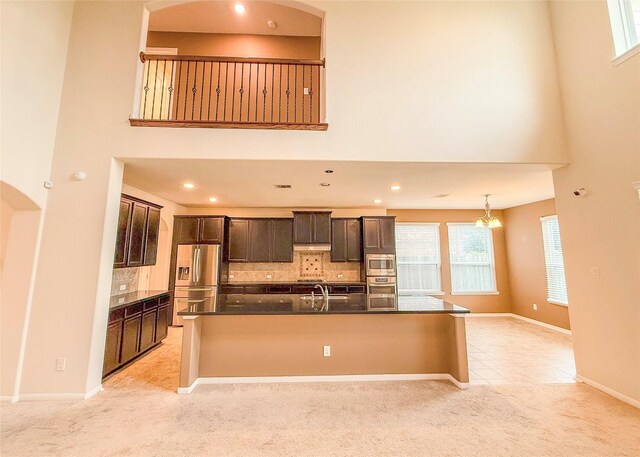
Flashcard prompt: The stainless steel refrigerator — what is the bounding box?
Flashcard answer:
[172,244,220,326]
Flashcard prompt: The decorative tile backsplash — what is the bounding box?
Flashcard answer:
[228,252,360,282]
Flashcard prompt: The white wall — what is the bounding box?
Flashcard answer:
[549,0,640,403]
[1,0,74,209]
[13,0,569,397]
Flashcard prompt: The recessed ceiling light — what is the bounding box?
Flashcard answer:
[267,20,277,28]
[234,4,246,14]
[183,183,194,189]
[390,185,401,191]
[373,199,382,204]
[320,183,331,187]
[432,193,450,198]
[324,169,334,174]
[273,184,292,189]
[208,197,217,203]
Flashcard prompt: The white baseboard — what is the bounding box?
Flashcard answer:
[576,375,640,409]
[467,312,571,335]
[509,314,571,335]
[0,395,18,403]
[178,373,469,394]
[15,385,103,402]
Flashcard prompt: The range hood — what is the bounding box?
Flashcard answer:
[293,244,332,252]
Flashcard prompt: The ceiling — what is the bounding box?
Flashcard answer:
[122,159,558,209]
[148,1,322,37]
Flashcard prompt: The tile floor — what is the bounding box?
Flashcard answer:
[465,316,576,386]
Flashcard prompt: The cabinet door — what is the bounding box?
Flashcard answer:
[199,217,223,244]
[249,219,271,262]
[293,212,313,244]
[140,309,157,352]
[127,202,148,267]
[346,219,362,261]
[102,321,123,376]
[331,219,347,262]
[379,218,396,252]
[155,305,170,342]
[363,218,381,250]
[143,207,161,266]
[114,199,133,268]
[174,217,199,244]
[121,316,142,363]
[271,219,293,262]
[228,219,250,261]
[313,213,332,244]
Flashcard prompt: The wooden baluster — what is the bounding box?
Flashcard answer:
[199,60,205,120]
[142,60,151,118]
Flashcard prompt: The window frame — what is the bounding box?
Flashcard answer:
[395,222,444,296]
[607,0,640,64]
[446,223,498,295]
[540,215,569,307]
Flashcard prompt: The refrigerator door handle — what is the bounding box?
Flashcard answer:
[195,247,201,284]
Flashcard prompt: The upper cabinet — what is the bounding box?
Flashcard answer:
[331,218,362,262]
[114,195,163,268]
[227,218,293,263]
[362,217,396,254]
[293,212,332,244]
[174,216,224,245]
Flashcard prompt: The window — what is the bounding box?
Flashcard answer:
[540,216,569,306]
[607,0,640,58]
[447,224,497,294]
[395,223,442,295]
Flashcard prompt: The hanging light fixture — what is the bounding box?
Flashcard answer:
[475,194,502,228]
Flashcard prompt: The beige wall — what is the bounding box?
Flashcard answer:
[147,31,321,59]
[0,0,74,209]
[549,0,640,403]
[388,209,511,313]
[10,0,568,397]
[503,199,570,329]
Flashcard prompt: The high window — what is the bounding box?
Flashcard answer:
[395,223,442,295]
[540,216,569,306]
[607,0,640,58]
[447,224,497,294]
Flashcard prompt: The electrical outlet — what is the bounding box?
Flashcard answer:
[323,345,331,357]
[337,274,344,279]
[532,303,538,311]
[56,358,66,371]
[119,284,127,291]
[304,87,309,95]
[266,274,273,280]
[229,274,235,279]
[590,266,599,279]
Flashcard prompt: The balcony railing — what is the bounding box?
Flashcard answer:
[129,52,327,131]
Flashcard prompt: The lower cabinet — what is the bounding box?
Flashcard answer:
[103,293,170,378]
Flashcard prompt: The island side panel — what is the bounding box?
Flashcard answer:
[179,316,202,389]
[197,314,454,377]
[447,314,470,385]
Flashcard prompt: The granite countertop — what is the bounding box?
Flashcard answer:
[177,294,469,316]
[222,281,366,285]
[109,289,170,310]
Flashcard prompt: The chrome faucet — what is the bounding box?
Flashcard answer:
[314,284,329,311]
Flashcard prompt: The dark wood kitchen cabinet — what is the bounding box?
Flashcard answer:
[113,195,163,268]
[362,216,396,254]
[103,292,171,379]
[227,218,293,263]
[331,218,362,262]
[174,216,224,244]
[293,212,331,244]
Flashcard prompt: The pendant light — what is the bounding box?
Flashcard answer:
[475,194,502,228]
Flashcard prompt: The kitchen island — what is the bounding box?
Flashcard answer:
[177,295,470,393]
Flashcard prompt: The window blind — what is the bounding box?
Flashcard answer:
[395,223,442,294]
[540,216,569,305]
[447,224,497,293]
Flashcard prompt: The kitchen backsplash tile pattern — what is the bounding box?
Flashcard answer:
[228,252,360,282]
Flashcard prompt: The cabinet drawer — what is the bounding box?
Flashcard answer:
[348,285,366,294]
[109,308,125,323]
[143,298,159,311]
[244,285,268,294]
[330,285,349,294]
[292,285,315,294]
[267,285,292,294]
[221,285,245,294]
[158,294,170,306]
[125,303,143,317]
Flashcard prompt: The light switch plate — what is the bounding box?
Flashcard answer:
[119,284,127,291]
[323,345,331,357]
